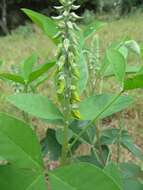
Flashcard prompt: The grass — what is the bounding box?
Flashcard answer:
[99,11,143,48]
[0,11,143,163]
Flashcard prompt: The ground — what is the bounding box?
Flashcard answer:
[0,11,143,165]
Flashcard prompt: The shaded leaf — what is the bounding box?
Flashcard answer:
[70,120,96,144]
[120,162,143,190]
[41,129,61,161]
[101,128,143,160]
[76,151,102,168]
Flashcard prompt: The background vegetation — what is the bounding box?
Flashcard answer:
[0,0,143,34]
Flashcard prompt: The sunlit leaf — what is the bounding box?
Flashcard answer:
[22,9,59,44]
[80,94,133,120]
[49,163,121,190]
[7,94,63,120]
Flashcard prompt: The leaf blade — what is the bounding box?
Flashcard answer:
[7,94,63,120]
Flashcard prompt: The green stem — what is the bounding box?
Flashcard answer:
[94,77,105,166]
[60,122,69,166]
[96,121,105,166]
[117,112,124,163]
[70,91,123,149]
[22,84,30,123]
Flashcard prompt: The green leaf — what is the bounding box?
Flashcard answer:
[104,65,140,77]
[101,128,143,160]
[80,94,134,120]
[0,113,46,189]
[56,129,74,145]
[124,74,143,91]
[7,94,63,120]
[138,65,143,74]
[76,151,102,168]
[101,128,125,145]
[76,31,88,94]
[28,60,55,83]
[122,136,143,160]
[83,21,106,39]
[118,45,128,59]
[49,163,121,190]
[104,163,123,189]
[76,147,109,168]
[107,49,126,85]
[41,129,61,161]
[69,120,96,144]
[0,165,46,190]
[21,53,37,81]
[22,9,59,44]
[0,113,43,169]
[120,163,143,190]
[0,73,25,84]
[78,51,88,94]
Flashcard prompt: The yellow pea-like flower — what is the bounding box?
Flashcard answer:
[71,110,81,119]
